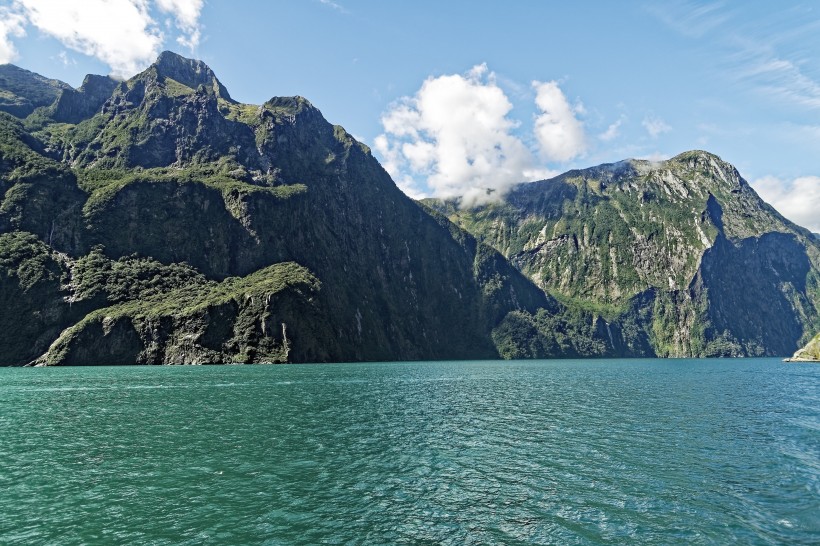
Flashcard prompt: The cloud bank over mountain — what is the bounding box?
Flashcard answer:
[374,65,586,206]
[0,0,203,78]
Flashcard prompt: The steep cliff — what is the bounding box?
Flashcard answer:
[428,152,820,357]
[1,52,578,365]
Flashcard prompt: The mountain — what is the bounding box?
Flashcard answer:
[785,332,820,362]
[1,52,817,365]
[0,64,73,118]
[426,153,820,357]
[1,51,598,366]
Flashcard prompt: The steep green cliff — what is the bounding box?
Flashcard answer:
[427,153,820,357]
[1,52,583,365]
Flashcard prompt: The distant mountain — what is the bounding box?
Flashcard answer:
[426,152,820,357]
[0,64,72,118]
[1,52,817,364]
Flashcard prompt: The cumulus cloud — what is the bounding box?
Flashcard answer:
[752,175,820,233]
[17,0,163,78]
[642,115,671,138]
[0,7,26,63]
[4,1,205,78]
[375,65,575,206]
[532,80,587,162]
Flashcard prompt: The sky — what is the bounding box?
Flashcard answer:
[0,0,818,231]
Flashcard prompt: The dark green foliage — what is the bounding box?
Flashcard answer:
[0,231,62,290]
[71,246,206,304]
[492,308,610,359]
[0,232,86,365]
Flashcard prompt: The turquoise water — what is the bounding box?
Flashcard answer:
[0,359,818,545]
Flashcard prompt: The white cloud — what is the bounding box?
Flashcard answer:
[17,0,162,78]
[375,66,579,206]
[0,7,26,63]
[532,80,587,162]
[56,50,76,66]
[5,1,205,78]
[376,64,543,206]
[598,117,624,142]
[318,0,346,12]
[752,175,820,233]
[156,0,204,50]
[736,53,820,110]
[642,116,671,138]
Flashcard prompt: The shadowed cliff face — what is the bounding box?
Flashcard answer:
[698,232,812,356]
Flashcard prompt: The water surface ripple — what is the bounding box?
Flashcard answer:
[1,359,818,544]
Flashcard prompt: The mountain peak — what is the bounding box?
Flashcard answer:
[148,50,233,102]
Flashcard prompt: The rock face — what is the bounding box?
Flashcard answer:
[0,52,577,366]
[1,51,817,365]
[786,333,820,362]
[427,152,820,358]
[0,64,72,118]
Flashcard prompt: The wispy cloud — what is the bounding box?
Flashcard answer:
[598,116,624,142]
[318,0,347,13]
[646,1,733,39]
[729,43,820,109]
[56,50,76,66]
[650,1,820,110]
[642,116,671,138]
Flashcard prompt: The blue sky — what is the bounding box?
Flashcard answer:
[1,0,818,230]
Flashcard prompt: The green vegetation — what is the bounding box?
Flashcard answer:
[76,165,307,218]
[0,231,62,291]
[437,151,820,358]
[788,332,820,361]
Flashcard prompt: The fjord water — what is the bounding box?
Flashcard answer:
[1,359,817,545]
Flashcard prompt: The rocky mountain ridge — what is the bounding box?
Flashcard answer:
[1,52,589,365]
[0,51,817,364]
[426,152,820,357]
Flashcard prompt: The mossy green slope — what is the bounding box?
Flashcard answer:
[429,152,820,357]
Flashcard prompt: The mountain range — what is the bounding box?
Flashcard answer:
[0,52,817,365]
